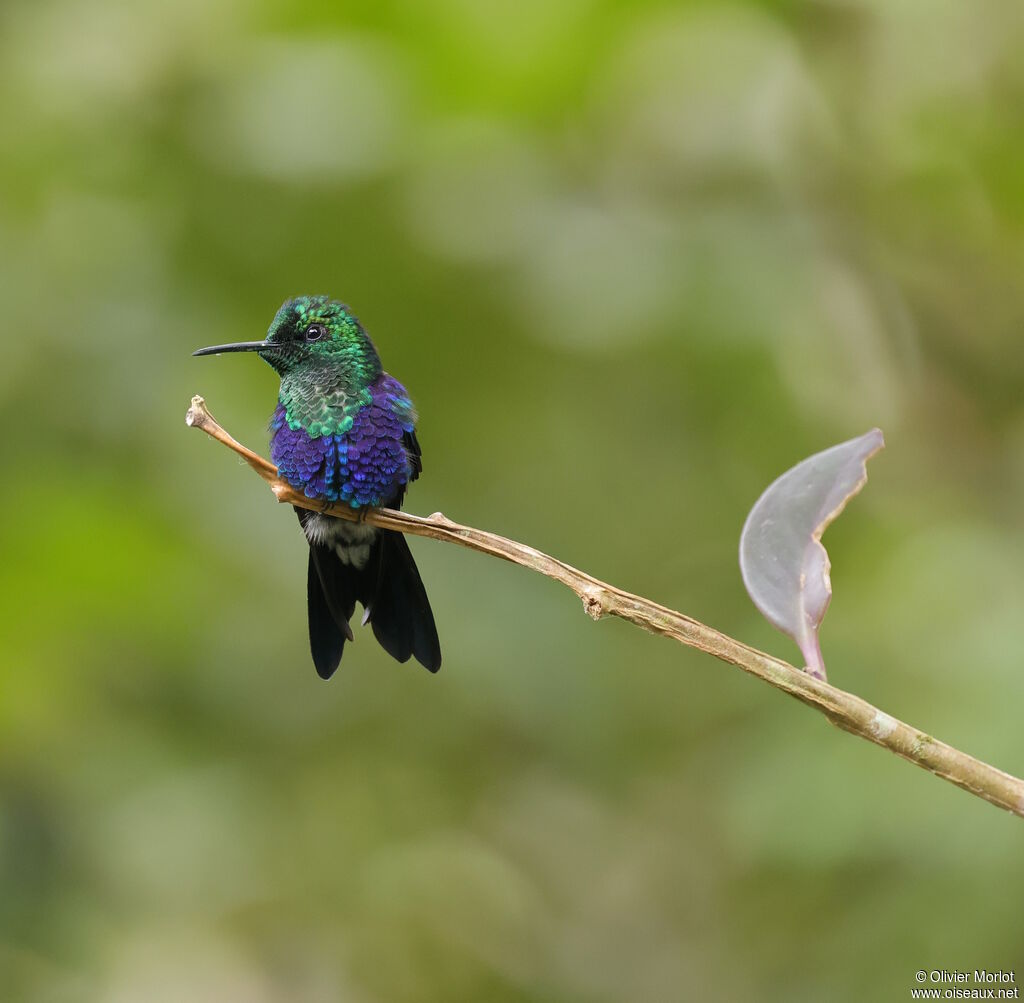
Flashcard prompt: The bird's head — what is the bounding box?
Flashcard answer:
[193,295,382,384]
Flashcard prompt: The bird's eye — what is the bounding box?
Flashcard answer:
[305,324,325,342]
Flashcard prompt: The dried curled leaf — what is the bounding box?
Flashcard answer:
[739,429,884,680]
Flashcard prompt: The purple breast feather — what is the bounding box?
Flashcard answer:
[270,380,414,507]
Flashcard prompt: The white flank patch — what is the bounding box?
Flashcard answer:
[302,514,377,570]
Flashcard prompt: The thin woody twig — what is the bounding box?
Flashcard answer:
[186,394,1024,821]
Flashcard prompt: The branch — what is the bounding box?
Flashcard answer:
[186,395,1024,820]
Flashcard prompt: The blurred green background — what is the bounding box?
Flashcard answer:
[2,0,1023,999]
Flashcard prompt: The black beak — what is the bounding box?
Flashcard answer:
[192,341,270,357]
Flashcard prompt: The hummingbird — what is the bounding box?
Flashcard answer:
[194,295,441,679]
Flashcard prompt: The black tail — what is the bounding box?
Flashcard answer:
[305,527,441,680]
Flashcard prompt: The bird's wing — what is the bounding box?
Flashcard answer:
[402,426,422,483]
